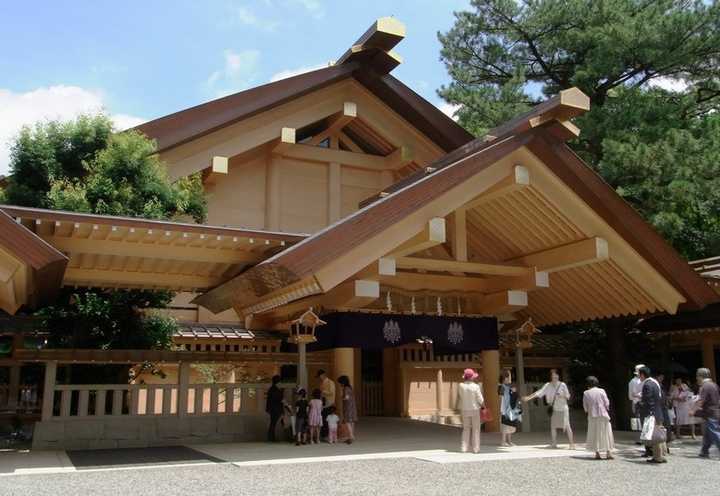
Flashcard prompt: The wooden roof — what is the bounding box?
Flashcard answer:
[0,209,67,313]
[193,88,717,326]
[134,18,472,155]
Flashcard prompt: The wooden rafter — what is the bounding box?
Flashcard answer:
[202,156,228,185]
[394,257,528,277]
[385,218,446,258]
[511,237,608,273]
[465,165,529,210]
[307,102,357,146]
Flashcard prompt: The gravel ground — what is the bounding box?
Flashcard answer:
[1,442,718,496]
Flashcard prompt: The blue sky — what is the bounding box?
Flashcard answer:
[0,0,471,174]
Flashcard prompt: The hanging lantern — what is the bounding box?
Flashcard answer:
[288,307,326,344]
[411,296,416,315]
[516,318,540,349]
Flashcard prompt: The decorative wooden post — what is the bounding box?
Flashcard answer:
[41,361,57,421]
[288,308,326,391]
[481,350,500,432]
[178,361,191,417]
[702,335,716,381]
[503,318,540,433]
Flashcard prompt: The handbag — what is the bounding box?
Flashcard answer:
[547,383,563,417]
[480,406,493,423]
[652,425,667,443]
[640,416,655,442]
[630,417,642,431]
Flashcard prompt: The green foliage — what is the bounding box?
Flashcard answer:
[3,114,207,223]
[36,288,177,350]
[1,113,208,351]
[438,0,720,259]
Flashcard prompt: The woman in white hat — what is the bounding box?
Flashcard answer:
[456,368,484,453]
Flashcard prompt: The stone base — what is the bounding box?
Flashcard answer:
[32,414,268,450]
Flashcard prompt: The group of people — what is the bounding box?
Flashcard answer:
[456,364,720,462]
[265,369,358,446]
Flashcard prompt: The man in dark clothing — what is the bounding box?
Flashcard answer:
[265,375,284,442]
[692,367,720,458]
[638,366,668,463]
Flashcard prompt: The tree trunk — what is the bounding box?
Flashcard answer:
[605,318,630,430]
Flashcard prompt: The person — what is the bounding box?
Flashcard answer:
[294,388,309,446]
[338,375,357,444]
[582,376,614,460]
[498,369,521,447]
[523,369,575,449]
[628,364,646,448]
[326,406,340,444]
[690,367,720,459]
[317,369,336,439]
[308,388,323,444]
[670,377,697,439]
[638,366,668,463]
[265,375,284,442]
[456,368,484,454]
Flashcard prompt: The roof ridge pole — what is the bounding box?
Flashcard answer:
[336,17,406,75]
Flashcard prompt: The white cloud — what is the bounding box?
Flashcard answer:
[287,0,324,19]
[438,102,461,121]
[270,62,328,82]
[648,76,689,93]
[206,49,261,98]
[0,85,145,175]
[233,6,281,31]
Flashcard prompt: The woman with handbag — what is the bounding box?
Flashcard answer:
[522,369,576,449]
[456,368,484,453]
[638,366,668,463]
[499,369,521,447]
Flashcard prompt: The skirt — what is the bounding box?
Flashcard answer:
[500,423,516,434]
[551,408,570,431]
[586,416,614,452]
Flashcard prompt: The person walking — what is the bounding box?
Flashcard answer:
[638,366,668,463]
[456,368,484,454]
[499,369,521,447]
[583,376,614,460]
[317,369,335,440]
[308,389,324,444]
[629,364,648,452]
[338,375,357,444]
[670,377,697,439]
[265,375,284,442]
[523,369,575,449]
[691,367,720,459]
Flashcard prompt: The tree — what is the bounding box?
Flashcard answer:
[439,0,720,426]
[439,0,720,259]
[2,114,208,353]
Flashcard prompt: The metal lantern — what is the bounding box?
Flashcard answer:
[515,318,540,349]
[288,307,326,344]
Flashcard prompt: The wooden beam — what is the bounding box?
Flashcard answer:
[273,142,389,171]
[202,156,228,185]
[394,257,528,277]
[338,131,363,153]
[474,269,550,294]
[337,17,406,66]
[63,268,220,290]
[512,237,609,273]
[43,236,261,265]
[272,127,296,155]
[474,290,528,315]
[386,146,413,170]
[386,218,446,258]
[308,102,357,146]
[464,165,529,210]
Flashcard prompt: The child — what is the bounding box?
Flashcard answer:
[294,389,308,446]
[308,388,324,444]
[326,406,340,444]
[281,399,295,442]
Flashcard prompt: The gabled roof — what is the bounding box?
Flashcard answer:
[134,18,472,156]
[193,89,718,323]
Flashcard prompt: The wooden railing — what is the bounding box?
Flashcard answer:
[0,384,40,413]
[399,346,479,365]
[48,383,294,419]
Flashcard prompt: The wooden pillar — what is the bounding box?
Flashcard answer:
[481,350,500,432]
[382,348,399,416]
[702,335,716,381]
[333,347,355,417]
[436,369,444,419]
[354,348,362,416]
[515,346,530,433]
[8,363,21,411]
[298,342,308,391]
[265,157,281,230]
[177,361,191,417]
[328,162,341,224]
[605,319,630,429]
[41,361,57,421]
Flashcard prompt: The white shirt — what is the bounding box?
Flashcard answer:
[326,413,340,428]
[528,381,570,411]
[457,381,484,412]
[628,376,643,404]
